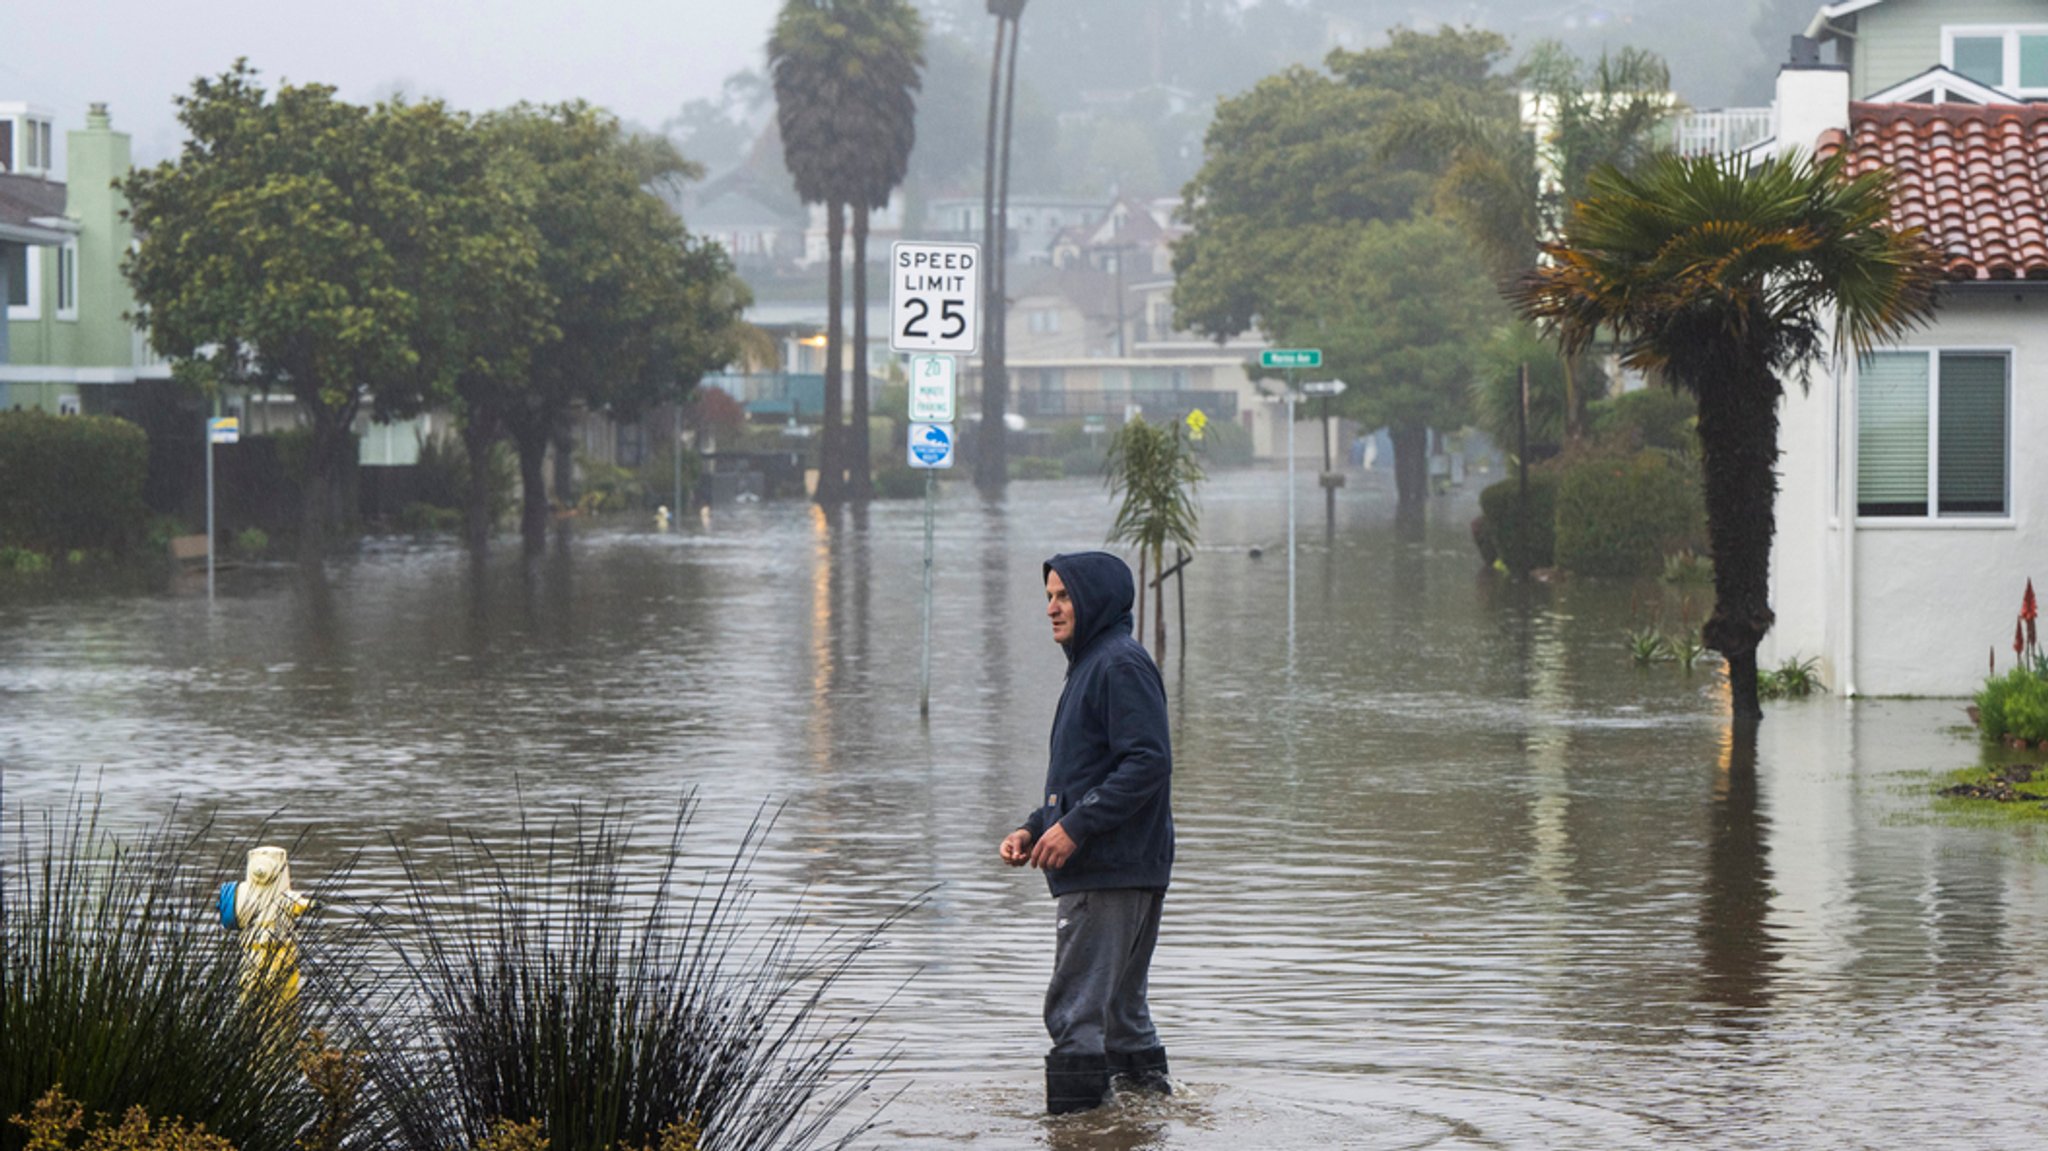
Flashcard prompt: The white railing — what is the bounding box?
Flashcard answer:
[1671,108,1776,157]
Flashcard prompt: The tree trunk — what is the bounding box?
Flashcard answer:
[1390,423,1430,505]
[461,419,497,555]
[1694,362,1781,723]
[850,207,874,501]
[1136,546,1147,650]
[1152,540,1166,661]
[297,406,353,566]
[514,426,551,557]
[551,424,575,513]
[817,200,847,505]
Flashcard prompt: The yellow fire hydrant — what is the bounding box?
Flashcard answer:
[218,846,314,1006]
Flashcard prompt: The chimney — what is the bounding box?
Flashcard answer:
[1775,49,1849,161]
[86,103,110,131]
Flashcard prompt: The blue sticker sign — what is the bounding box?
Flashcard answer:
[908,422,955,469]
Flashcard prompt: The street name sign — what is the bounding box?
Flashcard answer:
[908,422,956,469]
[1261,348,1322,369]
[891,241,981,354]
[909,353,957,422]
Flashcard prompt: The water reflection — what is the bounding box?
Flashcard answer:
[3,472,2047,1148]
[1698,727,1778,1023]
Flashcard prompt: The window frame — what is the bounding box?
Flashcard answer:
[6,245,41,320]
[1855,345,2014,524]
[1943,25,2048,95]
[55,241,78,321]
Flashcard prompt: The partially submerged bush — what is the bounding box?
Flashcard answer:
[1553,448,1705,578]
[1979,668,2048,744]
[0,412,149,557]
[1477,471,1558,575]
[369,803,911,1151]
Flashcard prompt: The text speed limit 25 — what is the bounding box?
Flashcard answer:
[890,241,980,354]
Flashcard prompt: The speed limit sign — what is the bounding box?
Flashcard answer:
[890,241,980,354]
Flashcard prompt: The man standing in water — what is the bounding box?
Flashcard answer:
[999,551,1175,1114]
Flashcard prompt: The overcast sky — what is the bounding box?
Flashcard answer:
[2,0,785,167]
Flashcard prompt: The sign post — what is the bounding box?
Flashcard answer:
[205,415,239,602]
[893,243,980,718]
[1260,350,1320,649]
[1301,379,1348,537]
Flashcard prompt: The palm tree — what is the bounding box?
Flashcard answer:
[1105,416,1202,660]
[1512,152,1942,721]
[772,0,926,505]
[841,0,924,501]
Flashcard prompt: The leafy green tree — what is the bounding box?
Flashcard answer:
[123,63,458,561]
[1470,321,1609,465]
[1172,27,1513,500]
[1281,216,1504,502]
[1512,153,1942,721]
[476,104,749,555]
[1105,415,1201,660]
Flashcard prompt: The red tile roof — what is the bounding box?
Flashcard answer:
[1818,102,2048,282]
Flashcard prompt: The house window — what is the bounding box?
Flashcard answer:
[0,121,11,172]
[1857,349,2009,517]
[1028,309,1060,333]
[6,245,39,319]
[1945,26,2048,94]
[56,242,78,320]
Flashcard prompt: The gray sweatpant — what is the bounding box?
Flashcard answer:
[1044,888,1165,1057]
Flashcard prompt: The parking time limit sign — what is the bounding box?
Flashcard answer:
[890,241,980,354]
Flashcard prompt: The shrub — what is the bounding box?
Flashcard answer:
[1,795,339,1151]
[1978,668,2048,744]
[1590,387,1698,453]
[1010,456,1064,481]
[1758,656,1826,700]
[368,804,911,1151]
[873,467,926,500]
[0,546,53,575]
[231,528,269,559]
[9,1087,237,1151]
[0,412,149,557]
[1477,471,1559,575]
[396,502,461,536]
[1192,417,1255,468]
[1553,448,1706,577]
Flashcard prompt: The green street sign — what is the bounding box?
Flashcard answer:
[1261,348,1322,369]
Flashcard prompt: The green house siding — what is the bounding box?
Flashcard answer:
[1844,0,2047,95]
[4,106,144,413]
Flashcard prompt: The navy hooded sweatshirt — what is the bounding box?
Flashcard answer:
[1022,551,1174,896]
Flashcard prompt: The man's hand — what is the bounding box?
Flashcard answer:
[1028,822,1076,870]
[999,828,1034,866]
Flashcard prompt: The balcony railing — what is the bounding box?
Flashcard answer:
[1671,108,1775,158]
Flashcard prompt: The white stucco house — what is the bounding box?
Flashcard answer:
[1766,48,2048,696]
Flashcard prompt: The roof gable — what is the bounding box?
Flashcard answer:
[1866,64,2020,105]
[1818,101,2048,280]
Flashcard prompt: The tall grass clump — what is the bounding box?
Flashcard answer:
[0,791,333,1151]
[369,802,913,1151]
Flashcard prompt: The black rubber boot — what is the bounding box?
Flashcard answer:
[1109,1044,1172,1095]
[1045,1052,1111,1114]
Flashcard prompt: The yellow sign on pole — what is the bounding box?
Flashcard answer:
[1185,408,1208,441]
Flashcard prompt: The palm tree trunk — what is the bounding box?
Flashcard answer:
[1695,364,1781,723]
[1136,546,1148,649]
[976,13,1020,494]
[850,206,874,501]
[818,200,847,504]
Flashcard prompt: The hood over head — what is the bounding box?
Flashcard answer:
[1044,551,1135,659]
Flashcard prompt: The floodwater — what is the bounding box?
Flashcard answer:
[3,467,2044,1150]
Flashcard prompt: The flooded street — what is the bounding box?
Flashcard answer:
[3,467,2044,1149]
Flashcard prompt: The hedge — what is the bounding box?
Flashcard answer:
[1478,471,1558,575]
[0,410,150,556]
[1553,448,1706,577]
